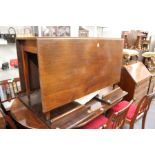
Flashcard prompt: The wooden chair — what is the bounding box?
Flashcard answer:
[0,108,6,128]
[80,100,133,129]
[126,92,155,129]
[0,78,21,112]
[111,92,155,129]
[0,78,21,129]
[0,108,16,129]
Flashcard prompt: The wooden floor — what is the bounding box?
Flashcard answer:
[123,98,155,129]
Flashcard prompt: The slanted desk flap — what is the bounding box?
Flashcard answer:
[124,62,151,84]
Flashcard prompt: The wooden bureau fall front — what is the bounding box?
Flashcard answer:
[119,62,151,103]
[11,37,126,128]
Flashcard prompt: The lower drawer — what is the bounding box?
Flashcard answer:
[133,88,148,102]
[134,80,150,94]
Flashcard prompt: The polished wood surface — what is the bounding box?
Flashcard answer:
[38,38,123,112]
[103,100,133,129]
[16,37,124,113]
[10,87,127,128]
[15,37,125,128]
[22,40,37,54]
[124,62,151,83]
[0,110,5,128]
[50,88,127,129]
[11,98,48,129]
[119,62,151,103]
[126,92,155,129]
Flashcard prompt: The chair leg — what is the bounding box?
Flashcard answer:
[142,113,147,129]
[129,120,135,129]
[129,122,134,129]
[5,115,17,129]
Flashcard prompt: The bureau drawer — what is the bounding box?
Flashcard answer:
[134,88,148,100]
[136,77,150,87]
[134,80,150,94]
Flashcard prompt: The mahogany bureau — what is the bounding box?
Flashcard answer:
[119,62,151,103]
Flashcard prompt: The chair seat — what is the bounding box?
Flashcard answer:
[111,101,129,112]
[81,115,108,129]
[126,104,137,120]
[111,100,137,120]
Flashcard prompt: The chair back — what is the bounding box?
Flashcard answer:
[0,78,21,104]
[0,107,17,129]
[105,100,133,129]
[133,92,155,120]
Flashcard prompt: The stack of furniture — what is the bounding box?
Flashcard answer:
[141,31,150,52]
[9,37,125,129]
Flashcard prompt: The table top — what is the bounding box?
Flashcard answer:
[11,98,49,129]
[10,87,127,129]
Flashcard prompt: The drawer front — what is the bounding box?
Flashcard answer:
[134,80,150,94]
[136,77,150,87]
[133,88,148,102]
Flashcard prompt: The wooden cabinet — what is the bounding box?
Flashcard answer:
[119,62,151,103]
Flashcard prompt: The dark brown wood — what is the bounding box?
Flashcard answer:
[14,37,124,128]
[0,110,5,128]
[148,72,155,94]
[119,62,151,103]
[11,98,49,129]
[10,87,127,129]
[16,41,26,92]
[125,92,155,129]
[49,87,127,129]
[38,38,123,112]
[103,100,133,129]
[16,37,124,113]
[95,87,127,105]
[0,108,17,129]
[22,40,37,54]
